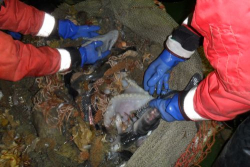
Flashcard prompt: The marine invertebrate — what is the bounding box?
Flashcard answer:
[33,74,78,131]
[56,104,75,130]
[81,30,119,57]
[122,78,148,94]
[104,94,152,128]
[106,50,138,69]
[0,142,23,167]
[154,0,166,11]
[0,110,19,128]
[1,150,20,167]
[113,73,125,93]
[142,53,153,63]
[91,91,109,114]
[78,151,89,162]
[94,110,103,124]
[104,59,135,77]
[89,136,105,167]
[71,117,93,152]
[103,78,153,133]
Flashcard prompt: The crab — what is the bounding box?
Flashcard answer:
[142,53,153,64]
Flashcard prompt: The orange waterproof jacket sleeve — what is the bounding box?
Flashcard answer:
[0,0,61,81]
[189,0,250,120]
[0,31,60,81]
[0,0,45,35]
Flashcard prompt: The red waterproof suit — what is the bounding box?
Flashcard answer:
[1,0,250,121]
[0,0,60,81]
[188,0,250,120]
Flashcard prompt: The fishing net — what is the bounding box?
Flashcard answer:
[175,121,224,167]
[52,0,220,166]
[106,0,204,166]
[107,0,203,91]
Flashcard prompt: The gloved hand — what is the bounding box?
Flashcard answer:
[144,25,201,95]
[79,41,110,66]
[60,40,110,72]
[58,20,100,40]
[7,31,22,40]
[149,94,185,122]
[144,50,185,95]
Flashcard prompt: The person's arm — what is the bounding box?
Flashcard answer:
[0,0,69,81]
[143,25,201,95]
[0,0,110,81]
[151,0,250,122]
[0,31,61,81]
[0,0,51,36]
[0,0,100,38]
[189,0,250,121]
[0,30,110,81]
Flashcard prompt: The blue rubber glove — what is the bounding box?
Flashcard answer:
[149,94,185,122]
[156,73,171,95]
[58,20,100,40]
[79,41,110,66]
[144,50,185,95]
[7,31,22,40]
